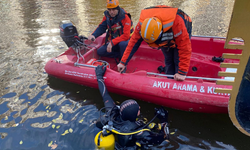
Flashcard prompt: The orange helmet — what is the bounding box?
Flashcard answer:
[141,17,162,43]
[106,0,119,9]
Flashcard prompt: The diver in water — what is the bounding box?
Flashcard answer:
[94,65,170,149]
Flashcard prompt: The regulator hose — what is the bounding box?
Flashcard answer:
[110,128,151,135]
[99,106,161,136]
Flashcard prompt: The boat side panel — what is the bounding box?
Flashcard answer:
[44,35,243,113]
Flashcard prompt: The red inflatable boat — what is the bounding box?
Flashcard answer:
[45,33,242,113]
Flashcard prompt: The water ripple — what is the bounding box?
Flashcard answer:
[0,0,247,149]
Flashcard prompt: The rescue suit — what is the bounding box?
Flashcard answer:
[91,7,134,59]
[120,5,192,76]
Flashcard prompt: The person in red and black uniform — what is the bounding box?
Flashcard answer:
[88,0,134,59]
[117,5,192,81]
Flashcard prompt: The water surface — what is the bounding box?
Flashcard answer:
[1,0,250,149]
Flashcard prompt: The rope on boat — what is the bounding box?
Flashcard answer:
[192,35,244,43]
[74,60,110,68]
[74,46,84,63]
[72,38,93,64]
[147,72,233,81]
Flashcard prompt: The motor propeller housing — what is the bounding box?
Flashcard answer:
[59,20,78,47]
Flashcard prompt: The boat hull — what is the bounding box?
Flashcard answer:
[45,35,241,113]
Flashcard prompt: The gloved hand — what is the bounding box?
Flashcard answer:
[155,107,168,123]
[95,65,106,79]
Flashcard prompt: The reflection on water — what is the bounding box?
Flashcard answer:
[0,82,100,149]
[0,0,249,149]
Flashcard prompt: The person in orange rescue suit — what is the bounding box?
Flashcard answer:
[117,5,192,81]
[88,0,134,60]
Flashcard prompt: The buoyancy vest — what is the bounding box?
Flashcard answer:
[104,8,134,43]
[139,5,192,48]
[98,106,146,147]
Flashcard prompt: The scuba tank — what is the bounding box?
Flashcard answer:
[94,121,115,150]
[94,120,151,150]
[94,131,115,150]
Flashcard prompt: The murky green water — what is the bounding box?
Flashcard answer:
[0,0,250,149]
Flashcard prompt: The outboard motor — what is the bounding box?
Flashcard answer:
[59,20,78,47]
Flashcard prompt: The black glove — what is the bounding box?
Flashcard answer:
[155,107,168,123]
[95,65,106,79]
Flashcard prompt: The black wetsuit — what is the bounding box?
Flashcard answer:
[96,77,169,149]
